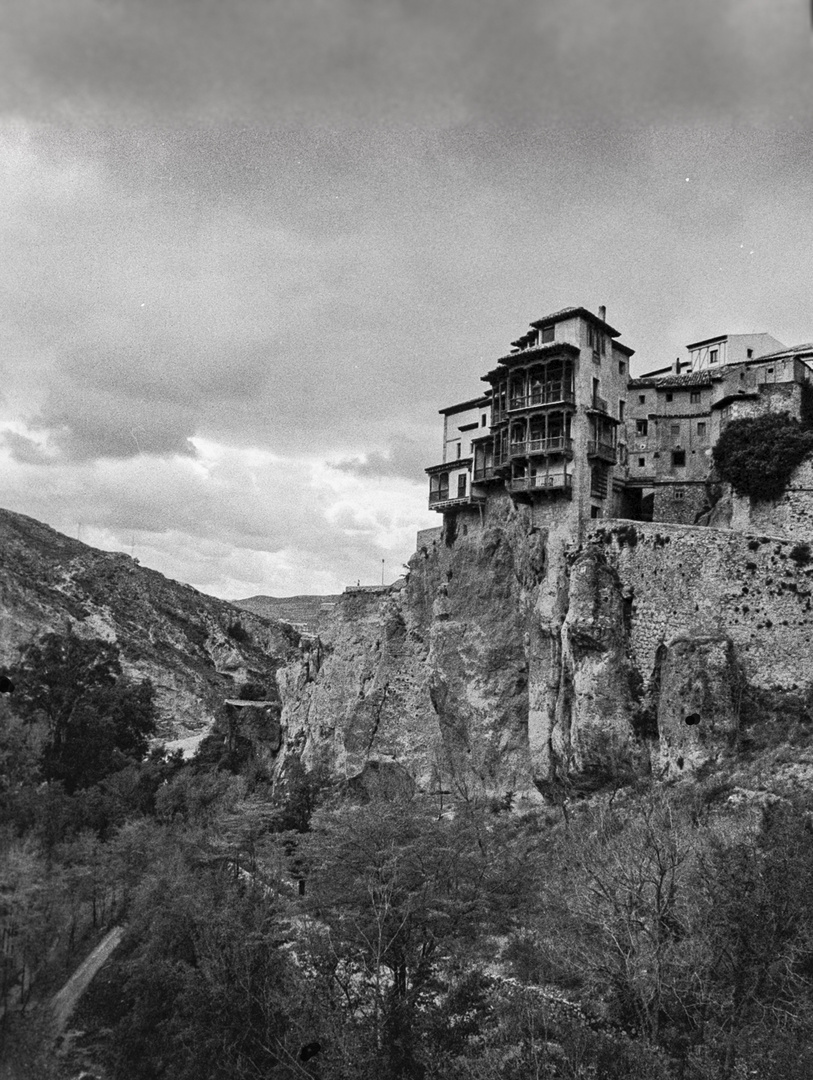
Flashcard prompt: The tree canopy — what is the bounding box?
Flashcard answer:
[5,630,158,792]
[712,412,813,502]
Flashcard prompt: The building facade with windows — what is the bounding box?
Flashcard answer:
[426,306,633,531]
[426,309,813,533]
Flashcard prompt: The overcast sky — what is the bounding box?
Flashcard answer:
[1,0,812,598]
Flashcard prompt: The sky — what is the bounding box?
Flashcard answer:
[1,0,812,598]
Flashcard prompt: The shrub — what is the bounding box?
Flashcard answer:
[712,412,813,502]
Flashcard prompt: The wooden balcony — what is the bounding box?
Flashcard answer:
[507,473,572,496]
[508,387,576,411]
[509,437,573,458]
[587,396,609,415]
[587,439,617,463]
[428,491,486,512]
[472,465,498,482]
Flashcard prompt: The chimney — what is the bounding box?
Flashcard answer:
[673,356,681,374]
[598,305,606,322]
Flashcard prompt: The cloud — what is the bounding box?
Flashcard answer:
[0,433,435,597]
[2,0,811,128]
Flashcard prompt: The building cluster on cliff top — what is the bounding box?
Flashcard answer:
[426,306,813,533]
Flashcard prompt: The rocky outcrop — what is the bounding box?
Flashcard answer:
[0,508,298,738]
[275,511,813,798]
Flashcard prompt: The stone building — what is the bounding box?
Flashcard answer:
[426,307,813,534]
[426,306,634,533]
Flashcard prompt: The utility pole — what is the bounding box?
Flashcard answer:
[381,559,385,585]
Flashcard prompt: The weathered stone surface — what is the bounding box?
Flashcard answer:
[655,633,739,776]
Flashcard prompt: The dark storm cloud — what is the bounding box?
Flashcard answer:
[4,0,811,126]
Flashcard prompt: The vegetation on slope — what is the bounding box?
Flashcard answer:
[4,630,813,1079]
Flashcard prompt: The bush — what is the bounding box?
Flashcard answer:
[712,412,813,502]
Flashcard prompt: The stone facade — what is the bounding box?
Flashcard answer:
[426,309,813,537]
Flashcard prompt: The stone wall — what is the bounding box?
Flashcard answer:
[587,519,813,692]
[730,457,813,542]
[652,481,709,526]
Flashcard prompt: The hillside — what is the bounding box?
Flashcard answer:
[233,592,342,633]
[0,508,300,739]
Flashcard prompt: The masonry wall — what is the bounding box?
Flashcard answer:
[652,482,709,526]
[586,519,813,692]
[731,457,813,542]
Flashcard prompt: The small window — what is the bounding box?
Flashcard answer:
[591,506,601,519]
[618,400,625,421]
[481,415,487,426]
[672,449,686,467]
[665,392,674,402]
[690,390,701,403]
[638,457,645,467]
[540,324,554,343]
[638,394,646,404]
[674,488,686,501]
[767,368,774,375]
[747,348,754,358]
[636,419,648,437]
[709,349,718,364]
[697,421,707,437]
[456,443,462,459]
[671,422,680,435]
[457,473,467,498]
[619,361,626,376]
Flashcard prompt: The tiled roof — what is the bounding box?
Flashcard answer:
[755,342,813,360]
[628,371,715,389]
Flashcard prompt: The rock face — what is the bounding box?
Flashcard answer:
[275,511,813,797]
[0,508,298,738]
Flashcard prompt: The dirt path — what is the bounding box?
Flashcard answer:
[50,925,124,1032]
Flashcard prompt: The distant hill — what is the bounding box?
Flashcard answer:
[232,594,342,634]
[0,508,300,739]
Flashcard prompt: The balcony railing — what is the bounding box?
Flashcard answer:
[587,439,616,463]
[509,436,574,458]
[589,396,609,414]
[508,387,576,411]
[428,491,486,510]
[472,465,497,482]
[507,473,572,495]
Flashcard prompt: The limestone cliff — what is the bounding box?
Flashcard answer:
[0,508,298,739]
[275,508,813,797]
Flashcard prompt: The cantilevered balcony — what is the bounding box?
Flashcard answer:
[587,439,617,463]
[508,387,576,411]
[507,473,573,496]
[428,490,486,512]
[472,465,497,482]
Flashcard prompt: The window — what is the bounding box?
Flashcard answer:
[481,415,487,426]
[747,348,754,358]
[671,422,680,435]
[709,349,718,364]
[697,421,707,437]
[618,400,625,421]
[540,324,554,343]
[456,443,462,459]
[619,361,626,376]
[636,419,648,437]
[638,457,645,467]
[672,449,686,467]
[638,394,646,404]
[674,488,686,501]
[457,473,467,498]
[690,390,701,403]
[590,506,601,519]
[665,392,674,402]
